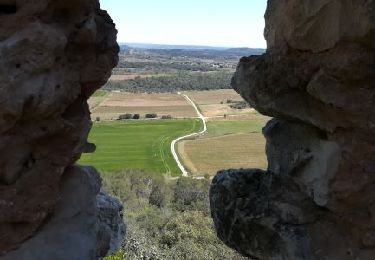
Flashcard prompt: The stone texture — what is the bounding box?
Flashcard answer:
[0,0,124,258]
[97,192,126,257]
[211,168,319,260]
[211,0,375,259]
[2,167,125,260]
[265,0,375,53]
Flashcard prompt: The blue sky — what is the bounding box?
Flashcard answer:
[100,0,267,48]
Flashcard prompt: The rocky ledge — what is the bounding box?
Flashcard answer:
[211,0,375,259]
[0,0,124,258]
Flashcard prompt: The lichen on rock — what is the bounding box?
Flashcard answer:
[211,0,375,259]
[0,0,124,258]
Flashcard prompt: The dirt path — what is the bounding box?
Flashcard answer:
[170,93,207,176]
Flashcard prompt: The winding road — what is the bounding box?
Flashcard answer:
[171,93,207,177]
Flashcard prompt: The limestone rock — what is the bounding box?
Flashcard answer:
[211,0,375,259]
[0,0,124,257]
[265,0,375,52]
[96,192,126,258]
[1,166,125,260]
[210,168,319,260]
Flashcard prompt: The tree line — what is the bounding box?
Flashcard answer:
[104,71,234,93]
[117,60,221,72]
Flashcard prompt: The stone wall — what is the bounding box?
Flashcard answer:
[0,0,124,259]
[210,0,375,259]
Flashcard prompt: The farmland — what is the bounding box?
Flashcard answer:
[97,46,267,260]
[83,89,269,176]
[184,89,270,121]
[90,89,269,121]
[205,120,264,137]
[88,90,109,111]
[178,120,267,175]
[90,91,197,120]
[104,46,264,93]
[79,119,201,176]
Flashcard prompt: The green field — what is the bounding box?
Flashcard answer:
[79,119,201,176]
[92,90,109,97]
[206,120,263,137]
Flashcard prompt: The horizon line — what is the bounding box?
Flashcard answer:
[118,41,267,49]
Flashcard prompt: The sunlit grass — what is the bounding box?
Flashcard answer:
[79,119,201,176]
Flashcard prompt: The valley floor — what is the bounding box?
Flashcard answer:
[81,89,269,177]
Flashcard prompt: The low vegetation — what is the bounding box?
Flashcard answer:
[228,100,250,109]
[79,120,201,176]
[92,89,108,97]
[104,71,233,93]
[206,120,264,137]
[102,170,248,260]
[145,113,158,119]
[118,114,134,120]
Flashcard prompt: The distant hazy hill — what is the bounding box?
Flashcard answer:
[225,48,265,56]
[120,43,265,53]
[120,42,229,50]
[112,43,265,93]
[148,49,264,59]
[119,44,265,58]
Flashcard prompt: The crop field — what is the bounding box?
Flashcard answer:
[205,120,264,137]
[110,74,152,81]
[88,89,271,122]
[85,89,270,177]
[184,89,261,118]
[185,89,244,105]
[88,90,109,110]
[79,119,201,176]
[178,120,268,175]
[178,133,267,175]
[90,92,196,120]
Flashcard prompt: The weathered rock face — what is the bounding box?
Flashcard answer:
[2,167,125,260]
[97,191,126,257]
[211,0,375,259]
[0,0,124,258]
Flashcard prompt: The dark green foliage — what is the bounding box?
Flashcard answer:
[149,184,167,208]
[102,170,248,260]
[104,71,233,93]
[145,113,158,119]
[229,101,250,109]
[118,113,133,120]
[117,60,217,72]
[161,115,172,120]
[132,114,140,119]
[172,177,210,214]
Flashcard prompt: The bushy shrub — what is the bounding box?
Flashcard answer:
[229,101,250,109]
[132,114,140,119]
[145,113,157,119]
[161,115,172,120]
[119,113,133,120]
